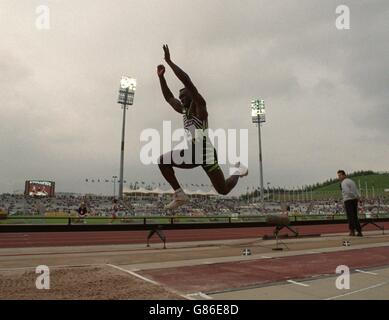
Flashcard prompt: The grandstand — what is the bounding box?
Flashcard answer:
[1,188,388,220]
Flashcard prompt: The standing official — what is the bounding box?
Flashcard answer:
[337,170,363,237]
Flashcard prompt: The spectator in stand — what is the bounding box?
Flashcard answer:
[110,199,119,224]
[286,204,291,216]
[78,202,88,224]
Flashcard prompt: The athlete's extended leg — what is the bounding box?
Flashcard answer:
[201,141,248,195]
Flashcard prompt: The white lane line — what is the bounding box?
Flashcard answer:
[0,266,36,271]
[287,280,310,287]
[0,263,102,272]
[106,264,159,286]
[105,264,192,300]
[325,282,388,300]
[355,269,378,276]
[186,292,213,300]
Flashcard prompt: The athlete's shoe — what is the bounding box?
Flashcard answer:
[165,188,189,210]
[232,162,248,177]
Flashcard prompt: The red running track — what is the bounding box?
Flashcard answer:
[0,222,388,248]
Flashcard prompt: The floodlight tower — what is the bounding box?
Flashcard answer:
[251,99,266,209]
[117,76,136,199]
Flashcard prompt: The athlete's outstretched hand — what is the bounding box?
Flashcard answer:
[157,64,165,77]
[163,44,171,63]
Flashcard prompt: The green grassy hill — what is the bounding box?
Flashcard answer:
[242,172,389,201]
[314,173,389,193]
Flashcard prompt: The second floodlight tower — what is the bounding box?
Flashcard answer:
[251,99,266,208]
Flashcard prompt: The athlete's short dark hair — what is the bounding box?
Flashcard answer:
[337,170,346,175]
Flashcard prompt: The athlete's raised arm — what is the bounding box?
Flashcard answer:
[163,44,207,120]
[157,64,184,114]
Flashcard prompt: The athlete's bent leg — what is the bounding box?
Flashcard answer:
[158,150,198,209]
[158,150,198,190]
[158,160,181,191]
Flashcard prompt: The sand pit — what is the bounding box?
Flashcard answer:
[0,265,183,300]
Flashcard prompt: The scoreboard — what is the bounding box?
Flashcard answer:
[25,180,55,197]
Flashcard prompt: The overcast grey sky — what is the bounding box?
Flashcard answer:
[0,0,388,195]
